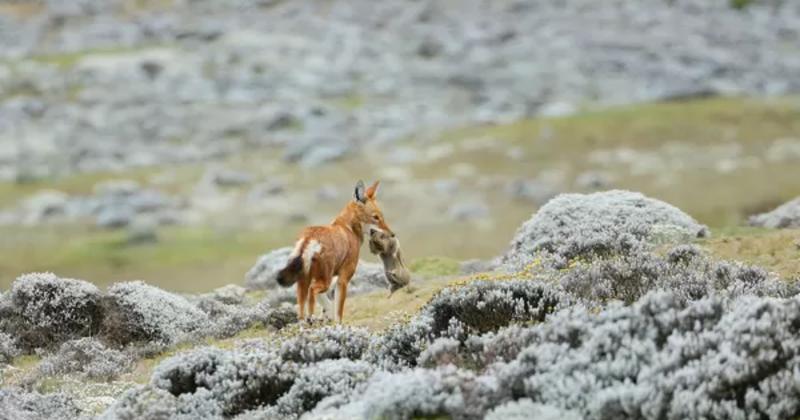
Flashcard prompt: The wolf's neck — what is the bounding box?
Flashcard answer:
[332,203,364,242]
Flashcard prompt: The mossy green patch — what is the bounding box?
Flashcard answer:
[0,224,293,292]
[409,257,461,278]
[330,93,365,110]
[28,46,149,70]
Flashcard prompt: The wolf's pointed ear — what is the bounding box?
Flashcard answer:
[354,180,367,203]
[365,180,380,199]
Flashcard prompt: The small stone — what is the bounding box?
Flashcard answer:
[448,200,490,221]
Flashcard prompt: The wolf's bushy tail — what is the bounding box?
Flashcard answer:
[276,255,303,287]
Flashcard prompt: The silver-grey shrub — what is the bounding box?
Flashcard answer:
[495,291,800,419]
[749,196,800,229]
[0,387,83,420]
[279,325,370,363]
[365,313,434,370]
[0,331,19,364]
[308,365,500,420]
[268,359,374,419]
[486,399,581,420]
[150,346,297,416]
[101,385,223,420]
[366,280,559,370]
[559,245,797,305]
[421,280,559,337]
[195,298,297,339]
[418,325,541,371]
[2,272,103,351]
[102,281,208,346]
[38,337,133,381]
[502,190,709,270]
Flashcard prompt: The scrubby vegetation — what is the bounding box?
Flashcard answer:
[102,281,209,346]
[750,196,800,229]
[502,190,708,271]
[2,189,799,418]
[38,338,134,382]
[1,273,103,351]
[559,245,796,305]
[0,387,82,420]
[0,332,19,364]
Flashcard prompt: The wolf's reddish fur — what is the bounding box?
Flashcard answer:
[276,180,392,322]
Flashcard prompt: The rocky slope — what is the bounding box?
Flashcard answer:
[1,0,799,181]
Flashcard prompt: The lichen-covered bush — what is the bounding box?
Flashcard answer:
[417,337,462,369]
[418,325,541,371]
[203,284,247,305]
[365,314,433,370]
[749,196,800,228]
[101,385,223,420]
[559,246,797,305]
[494,291,800,419]
[102,281,208,346]
[279,325,370,363]
[0,331,19,364]
[263,287,298,307]
[150,346,297,416]
[308,365,500,420]
[0,387,83,420]
[367,280,559,370]
[485,399,581,420]
[2,272,103,351]
[268,359,374,419]
[502,190,709,270]
[198,299,297,338]
[38,338,133,381]
[422,280,560,337]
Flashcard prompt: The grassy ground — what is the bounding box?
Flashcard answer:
[703,228,800,279]
[0,225,292,292]
[418,97,800,225]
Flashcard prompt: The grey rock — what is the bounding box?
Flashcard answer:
[432,179,459,195]
[207,168,254,187]
[23,190,69,224]
[506,179,559,204]
[125,218,159,245]
[247,181,286,202]
[244,247,293,290]
[448,200,490,221]
[96,205,134,229]
[284,138,350,168]
[575,171,613,190]
[316,185,340,202]
[93,180,141,197]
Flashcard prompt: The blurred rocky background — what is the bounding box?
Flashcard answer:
[0,0,799,291]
